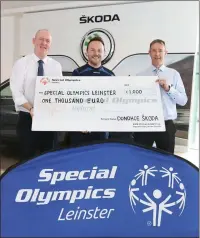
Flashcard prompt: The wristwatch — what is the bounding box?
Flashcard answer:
[168,84,173,91]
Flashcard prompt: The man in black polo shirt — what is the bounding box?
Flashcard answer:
[68,36,114,145]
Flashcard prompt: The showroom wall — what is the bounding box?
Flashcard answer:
[1,1,198,82]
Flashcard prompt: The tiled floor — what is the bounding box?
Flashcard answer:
[175,148,199,168]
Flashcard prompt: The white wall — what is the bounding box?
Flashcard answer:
[19,1,198,70]
[1,13,22,83]
[1,1,199,82]
[0,0,133,82]
[1,16,15,82]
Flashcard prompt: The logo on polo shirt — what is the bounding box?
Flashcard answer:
[80,28,115,65]
[129,165,186,227]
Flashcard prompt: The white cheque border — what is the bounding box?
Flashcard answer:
[32,76,165,132]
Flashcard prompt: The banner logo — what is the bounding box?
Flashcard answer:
[14,166,117,221]
[80,28,115,65]
[129,165,186,227]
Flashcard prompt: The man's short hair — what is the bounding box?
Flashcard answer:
[150,39,166,49]
[87,36,105,50]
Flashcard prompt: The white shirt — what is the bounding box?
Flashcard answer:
[10,53,63,112]
[137,65,188,120]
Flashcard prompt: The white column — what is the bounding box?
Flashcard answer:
[188,24,199,150]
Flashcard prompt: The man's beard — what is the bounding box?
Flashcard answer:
[89,57,101,66]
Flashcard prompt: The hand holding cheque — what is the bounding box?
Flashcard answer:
[32,76,165,132]
[156,79,170,92]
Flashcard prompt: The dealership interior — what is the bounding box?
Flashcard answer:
[1,1,199,172]
[1,1,199,238]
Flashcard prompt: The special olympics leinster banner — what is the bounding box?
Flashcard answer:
[1,142,198,237]
[32,76,165,132]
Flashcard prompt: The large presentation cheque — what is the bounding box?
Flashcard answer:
[32,76,165,131]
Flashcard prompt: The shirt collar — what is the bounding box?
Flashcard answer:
[86,63,102,70]
[32,53,48,64]
[151,64,166,72]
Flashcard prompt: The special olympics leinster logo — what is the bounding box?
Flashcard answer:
[40,77,49,85]
[129,165,186,227]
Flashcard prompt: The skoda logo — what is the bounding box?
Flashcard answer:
[80,28,115,65]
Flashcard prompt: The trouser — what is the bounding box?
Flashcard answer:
[68,132,107,146]
[133,120,176,153]
[16,111,55,160]
[109,132,133,140]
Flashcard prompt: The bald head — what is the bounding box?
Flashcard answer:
[34,29,51,38]
[32,29,52,59]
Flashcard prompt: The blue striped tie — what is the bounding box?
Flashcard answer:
[154,68,160,77]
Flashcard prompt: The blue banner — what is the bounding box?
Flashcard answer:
[1,142,199,237]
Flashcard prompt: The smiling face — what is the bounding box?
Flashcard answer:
[149,42,167,68]
[86,40,105,68]
[32,30,52,59]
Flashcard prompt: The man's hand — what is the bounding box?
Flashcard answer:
[30,108,34,118]
[156,79,170,92]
